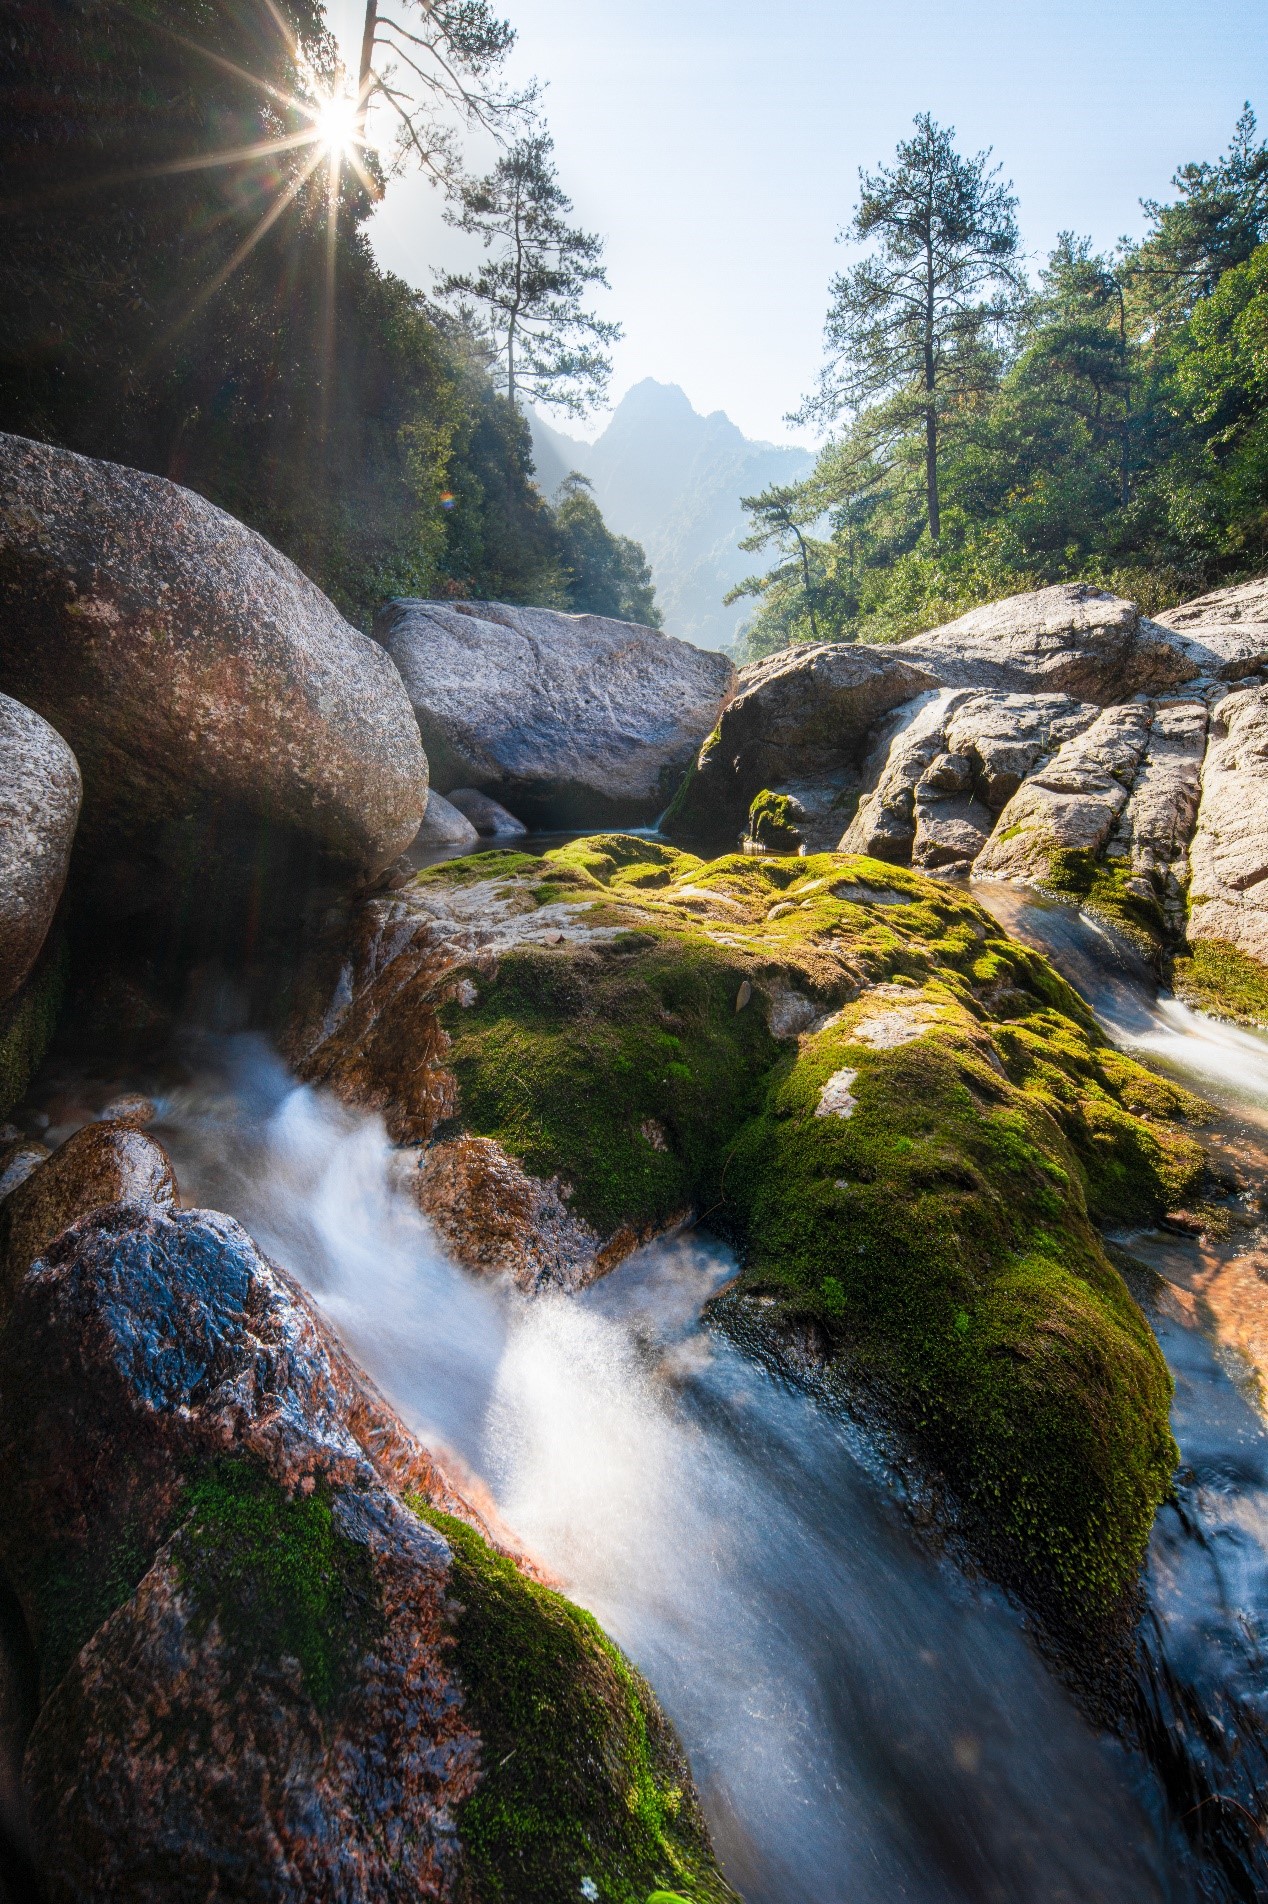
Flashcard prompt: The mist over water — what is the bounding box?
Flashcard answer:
[159,1034,1182,1904]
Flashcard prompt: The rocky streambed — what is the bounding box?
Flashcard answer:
[5,429,1268,1899]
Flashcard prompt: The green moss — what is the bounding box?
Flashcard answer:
[413,1505,735,1904]
[1172,937,1268,1026]
[747,789,802,850]
[441,923,779,1241]
[1042,848,1168,963]
[175,1459,379,1713]
[722,1007,1180,1626]
[0,934,67,1118]
[30,1502,158,1693]
[404,840,1213,1629]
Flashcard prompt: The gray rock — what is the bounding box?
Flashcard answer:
[898,583,1197,703]
[0,434,427,907]
[839,689,969,862]
[974,703,1154,880]
[913,790,995,872]
[1187,686,1268,964]
[942,692,1099,809]
[1154,575,1268,680]
[446,787,528,836]
[379,598,731,830]
[415,789,479,850]
[1114,699,1208,928]
[0,694,80,1003]
[666,641,936,850]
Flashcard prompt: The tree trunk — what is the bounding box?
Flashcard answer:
[924,237,940,542]
[357,0,377,132]
[507,326,516,406]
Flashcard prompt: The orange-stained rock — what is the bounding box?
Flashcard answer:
[409,1133,658,1294]
[0,1119,176,1298]
[0,1205,485,1899]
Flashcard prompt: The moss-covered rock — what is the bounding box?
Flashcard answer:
[746,788,804,851]
[1172,936,1268,1027]
[413,1505,736,1904]
[292,837,1210,1630]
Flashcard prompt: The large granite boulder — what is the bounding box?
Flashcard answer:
[896,583,1198,702]
[663,642,936,850]
[840,688,1099,869]
[0,1197,732,1902]
[377,598,732,829]
[1187,686,1268,965]
[0,434,427,917]
[0,695,80,1003]
[1154,574,1268,679]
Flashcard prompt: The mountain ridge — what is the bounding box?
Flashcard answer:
[529,379,812,650]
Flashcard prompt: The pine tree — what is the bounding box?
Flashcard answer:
[437,133,620,417]
[797,114,1024,541]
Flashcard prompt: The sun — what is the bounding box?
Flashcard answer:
[311,87,360,161]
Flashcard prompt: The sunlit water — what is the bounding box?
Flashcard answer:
[156,1036,1186,1904]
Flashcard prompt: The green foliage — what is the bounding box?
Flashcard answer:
[176,1460,378,1714]
[735,109,1268,658]
[1173,937,1268,1025]
[412,1504,734,1904]
[554,474,662,623]
[437,131,620,418]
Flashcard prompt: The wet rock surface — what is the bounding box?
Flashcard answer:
[289,835,1207,1637]
[0,433,427,911]
[0,1118,176,1295]
[0,1183,731,1902]
[0,695,80,1006]
[378,596,732,829]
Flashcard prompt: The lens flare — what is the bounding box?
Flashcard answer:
[311,87,360,161]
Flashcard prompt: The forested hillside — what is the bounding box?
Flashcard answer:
[734,109,1268,658]
[0,0,657,631]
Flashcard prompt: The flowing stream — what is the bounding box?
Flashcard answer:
[38,874,1268,1902]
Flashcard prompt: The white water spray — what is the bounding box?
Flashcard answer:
[158,1033,1179,1904]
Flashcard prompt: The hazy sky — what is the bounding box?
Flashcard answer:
[326,0,1264,445]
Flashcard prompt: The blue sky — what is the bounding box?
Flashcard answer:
[326,0,1265,444]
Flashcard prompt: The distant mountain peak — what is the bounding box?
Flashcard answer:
[528,386,811,652]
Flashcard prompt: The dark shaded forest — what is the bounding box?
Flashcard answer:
[0,0,656,630]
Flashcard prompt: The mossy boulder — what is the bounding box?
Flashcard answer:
[293,836,1210,1631]
[746,788,804,851]
[0,1197,736,1901]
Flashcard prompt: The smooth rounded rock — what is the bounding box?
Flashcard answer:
[1,1119,177,1298]
[0,433,427,897]
[446,787,528,836]
[378,597,731,829]
[0,694,80,1003]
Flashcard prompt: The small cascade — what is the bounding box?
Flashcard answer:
[156,1032,1187,1904]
